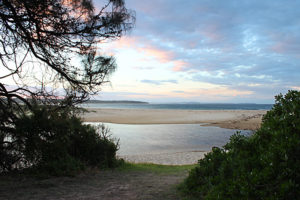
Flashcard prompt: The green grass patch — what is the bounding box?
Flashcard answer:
[117,162,196,174]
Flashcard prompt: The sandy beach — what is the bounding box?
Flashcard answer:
[83,108,267,130]
[83,108,267,165]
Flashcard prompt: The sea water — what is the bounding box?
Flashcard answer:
[89,123,252,156]
[82,103,272,110]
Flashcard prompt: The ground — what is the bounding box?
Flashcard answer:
[0,164,194,200]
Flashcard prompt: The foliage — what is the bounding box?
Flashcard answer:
[179,90,300,200]
[0,0,134,174]
[0,105,120,176]
[0,0,134,104]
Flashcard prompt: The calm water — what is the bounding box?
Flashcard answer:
[90,123,252,156]
[85,103,261,156]
[83,103,272,110]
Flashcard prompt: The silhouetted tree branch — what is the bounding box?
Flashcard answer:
[0,0,135,170]
[0,0,134,108]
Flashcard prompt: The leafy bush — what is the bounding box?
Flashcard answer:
[1,105,119,176]
[180,90,300,199]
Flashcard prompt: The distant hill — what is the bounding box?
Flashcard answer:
[86,100,149,104]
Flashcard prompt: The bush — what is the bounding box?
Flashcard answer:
[180,90,300,199]
[1,105,119,176]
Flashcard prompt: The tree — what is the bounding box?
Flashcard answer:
[0,0,135,105]
[179,90,300,199]
[0,0,134,171]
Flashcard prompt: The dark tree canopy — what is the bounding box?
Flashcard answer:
[0,0,134,117]
[0,0,134,170]
[0,0,134,102]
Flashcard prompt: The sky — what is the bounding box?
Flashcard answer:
[96,0,300,103]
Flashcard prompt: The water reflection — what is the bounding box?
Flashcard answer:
[90,123,251,155]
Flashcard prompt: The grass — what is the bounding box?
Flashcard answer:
[0,161,196,178]
[116,161,197,174]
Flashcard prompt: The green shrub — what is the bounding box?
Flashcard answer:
[8,105,119,176]
[180,90,300,199]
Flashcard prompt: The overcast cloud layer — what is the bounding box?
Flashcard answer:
[97,0,300,103]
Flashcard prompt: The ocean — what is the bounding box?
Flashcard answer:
[82,103,272,110]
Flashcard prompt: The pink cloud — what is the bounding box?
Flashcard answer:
[202,88,253,97]
[267,32,300,55]
[103,36,176,64]
[291,86,300,91]
[172,60,189,72]
[102,35,194,71]
[269,34,292,54]
[201,23,223,42]
[137,47,173,63]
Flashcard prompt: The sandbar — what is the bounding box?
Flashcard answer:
[83,108,267,130]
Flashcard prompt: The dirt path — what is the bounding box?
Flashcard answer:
[0,167,190,200]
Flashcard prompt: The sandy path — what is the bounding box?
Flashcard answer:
[0,169,188,200]
[83,108,267,130]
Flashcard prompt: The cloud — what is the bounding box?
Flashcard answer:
[172,60,189,72]
[104,35,179,66]
[132,66,155,70]
[137,46,173,63]
[172,90,185,93]
[140,79,178,85]
[291,86,300,91]
[98,0,300,102]
[129,1,300,73]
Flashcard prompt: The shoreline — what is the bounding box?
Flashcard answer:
[83,108,267,131]
[82,108,267,165]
